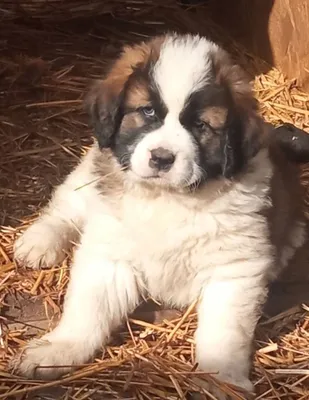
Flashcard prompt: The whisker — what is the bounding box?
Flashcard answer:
[75,165,127,192]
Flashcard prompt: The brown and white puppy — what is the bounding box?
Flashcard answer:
[13,33,308,399]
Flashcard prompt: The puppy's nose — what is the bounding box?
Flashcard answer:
[149,147,175,171]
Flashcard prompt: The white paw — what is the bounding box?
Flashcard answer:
[11,337,83,380]
[14,222,66,269]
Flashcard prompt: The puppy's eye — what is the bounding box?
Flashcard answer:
[195,120,207,130]
[141,106,155,118]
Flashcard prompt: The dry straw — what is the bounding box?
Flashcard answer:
[1,0,181,22]
[1,1,309,399]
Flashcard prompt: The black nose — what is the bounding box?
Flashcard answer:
[149,147,175,171]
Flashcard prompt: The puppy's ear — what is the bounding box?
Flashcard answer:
[84,79,124,148]
[224,63,263,161]
[212,48,263,165]
[240,101,264,160]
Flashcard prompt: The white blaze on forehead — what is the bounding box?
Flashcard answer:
[153,34,218,114]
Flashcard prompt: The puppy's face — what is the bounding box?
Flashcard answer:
[87,34,263,189]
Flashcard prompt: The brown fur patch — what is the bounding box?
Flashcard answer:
[120,112,145,132]
[125,81,150,109]
[212,49,308,269]
[211,49,254,110]
[201,106,228,129]
[211,48,264,157]
[264,144,307,278]
[107,35,164,95]
[85,36,165,123]
[103,36,164,98]
[269,146,305,228]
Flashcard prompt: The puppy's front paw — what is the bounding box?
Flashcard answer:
[14,222,66,269]
[10,338,82,380]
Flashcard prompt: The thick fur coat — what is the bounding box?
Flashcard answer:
[13,33,308,399]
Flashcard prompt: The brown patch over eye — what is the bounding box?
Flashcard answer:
[120,112,145,133]
[201,106,228,129]
[126,81,150,109]
[105,36,165,99]
[85,35,165,118]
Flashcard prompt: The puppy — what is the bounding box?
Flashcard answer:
[13,33,308,399]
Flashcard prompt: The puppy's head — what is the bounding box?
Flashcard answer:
[86,34,263,189]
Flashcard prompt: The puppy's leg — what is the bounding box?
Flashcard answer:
[195,268,267,399]
[13,223,139,379]
[14,147,98,269]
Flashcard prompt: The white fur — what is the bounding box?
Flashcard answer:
[14,147,99,269]
[130,112,201,186]
[14,144,273,395]
[154,34,216,111]
[129,36,217,188]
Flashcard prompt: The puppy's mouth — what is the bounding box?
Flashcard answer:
[131,169,165,180]
[130,168,202,190]
[128,151,203,188]
[144,169,173,178]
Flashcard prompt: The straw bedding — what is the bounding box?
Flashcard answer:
[1,2,309,399]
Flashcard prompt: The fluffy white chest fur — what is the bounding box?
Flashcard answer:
[13,146,276,397]
[90,149,273,308]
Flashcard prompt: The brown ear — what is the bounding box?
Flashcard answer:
[212,48,263,160]
[84,78,124,148]
[84,37,164,148]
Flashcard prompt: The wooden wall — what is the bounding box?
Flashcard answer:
[207,0,309,91]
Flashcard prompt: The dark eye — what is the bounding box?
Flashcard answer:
[195,120,207,130]
[141,106,156,118]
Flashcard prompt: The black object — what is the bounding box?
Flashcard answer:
[272,123,309,163]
